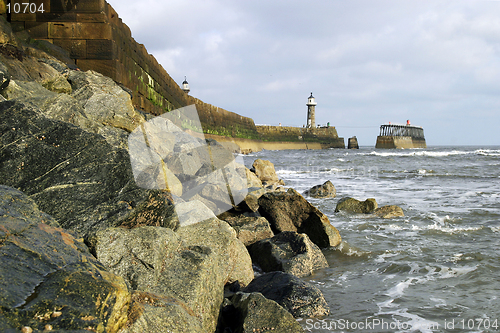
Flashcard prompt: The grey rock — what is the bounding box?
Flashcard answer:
[335,197,378,214]
[258,188,342,248]
[229,292,304,333]
[243,271,330,318]
[94,218,254,333]
[250,159,281,185]
[248,231,328,277]
[175,200,217,227]
[68,70,145,133]
[122,291,203,333]
[245,166,263,188]
[304,180,336,198]
[224,216,274,246]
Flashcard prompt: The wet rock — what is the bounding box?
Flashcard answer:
[0,101,177,239]
[228,292,304,333]
[374,205,404,218]
[250,159,281,186]
[122,291,203,333]
[243,271,330,318]
[224,216,274,246]
[248,231,328,277]
[335,197,378,214]
[0,187,131,332]
[258,188,342,248]
[94,218,254,333]
[304,180,336,198]
[0,185,59,227]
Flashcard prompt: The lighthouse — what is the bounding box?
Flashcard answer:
[181,76,190,94]
[306,92,317,128]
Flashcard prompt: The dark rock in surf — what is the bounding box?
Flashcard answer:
[304,180,336,198]
[374,205,404,218]
[248,231,328,277]
[258,188,341,248]
[223,292,304,333]
[243,271,330,318]
[335,197,378,214]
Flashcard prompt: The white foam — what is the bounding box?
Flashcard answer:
[386,278,415,297]
[361,149,500,158]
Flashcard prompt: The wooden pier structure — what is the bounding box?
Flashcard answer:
[375,122,426,149]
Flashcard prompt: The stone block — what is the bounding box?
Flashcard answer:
[10,13,36,22]
[86,39,117,60]
[53,39,86,58]
[25,21,48,38]
[36,12,76,22]
[105,3,120,26]
[79,22,112,39]
[48,22,112,40]
[49,0,104,13]
[76,12,107,23]
[76,59,121,81]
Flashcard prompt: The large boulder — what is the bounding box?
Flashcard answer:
[304,180,336,198]
[238,187,267,213]
[0,186,131,332]
[243,272,330,318]
[258,188,341,248]
[335,197,378,214]
[250,159,282,186]
[224,216,274,246]
[0,101,178,240]
[245,166,263,188]
[68,70,145,133]
[248,231,328,277]
[93,218,254,333]
[374,205,404,218]
[122,291,203,333]
[223,292,304,333]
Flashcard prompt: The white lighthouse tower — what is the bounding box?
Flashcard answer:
[306,92,317,128]
[181,76,190,94]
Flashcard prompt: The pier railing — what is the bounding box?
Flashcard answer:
[379,124,424,139]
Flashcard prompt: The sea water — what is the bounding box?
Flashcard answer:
[243,146,500,333]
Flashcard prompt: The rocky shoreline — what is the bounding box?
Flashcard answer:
[0,17,404,332]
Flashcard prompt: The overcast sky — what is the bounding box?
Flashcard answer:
[106,0,500,146]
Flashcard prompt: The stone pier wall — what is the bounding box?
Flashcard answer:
[256,125,344,147]
[6,0,258,137]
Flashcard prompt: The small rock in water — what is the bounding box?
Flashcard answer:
[335,197,378,214]
[374,205,404,218]
[304,180,336,198]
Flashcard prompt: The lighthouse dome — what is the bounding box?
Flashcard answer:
[306,92,317,106]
